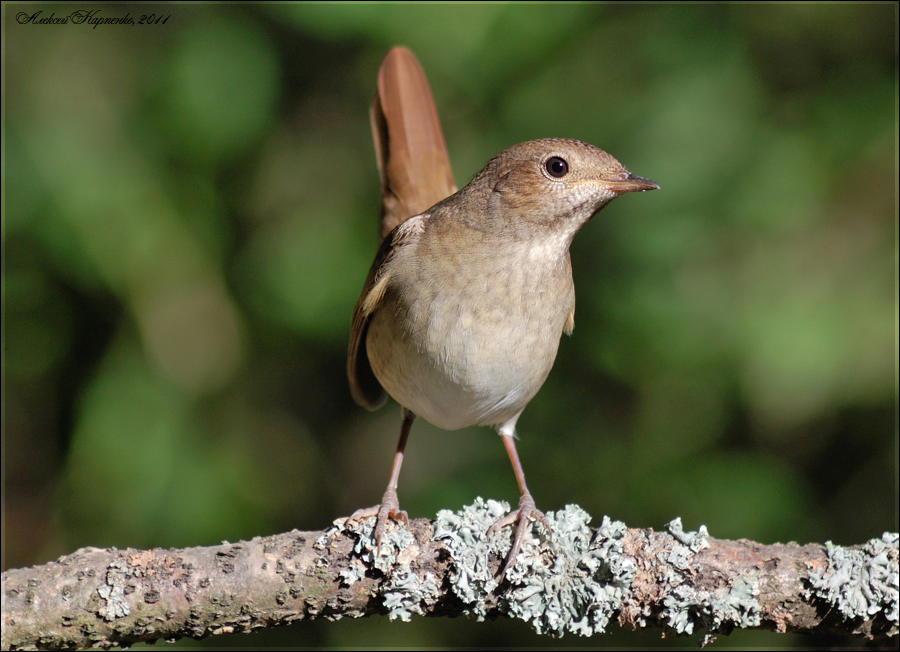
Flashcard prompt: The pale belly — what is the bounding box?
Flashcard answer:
[366,284,569,431]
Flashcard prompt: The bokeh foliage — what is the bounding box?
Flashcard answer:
[3,3,896,648]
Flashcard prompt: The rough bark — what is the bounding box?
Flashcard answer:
[2,511,897,650]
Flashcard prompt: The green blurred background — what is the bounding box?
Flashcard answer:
[3,3,896,648]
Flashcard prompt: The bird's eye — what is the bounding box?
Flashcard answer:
[545,156,569,178]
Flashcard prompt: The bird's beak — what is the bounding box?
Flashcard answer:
[606,173,660,194]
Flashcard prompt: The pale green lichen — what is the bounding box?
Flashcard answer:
[663,584,704,635]
[344,515,416,574]
[434,499,634,637]
[314,522,341,550]
[662,571,762,636]
[336,514,441,622]
[337,559,367,587]
[808,532,899,633]
[662,584,704,634]
[384,568,440,622]
[667,517,709,563]
[711,574,762,629]
[97,559,130,621]
[660,521,760,638]
[433,498,509,608]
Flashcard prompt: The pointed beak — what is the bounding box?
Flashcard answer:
[606,173,659,194]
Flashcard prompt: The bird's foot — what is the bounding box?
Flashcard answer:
[348,488,409,554]
[487,492,552,579]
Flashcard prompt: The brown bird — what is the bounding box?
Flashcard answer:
[349,48,658,577]
[349,139,658,576]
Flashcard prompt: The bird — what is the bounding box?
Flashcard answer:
[347,134,658,577]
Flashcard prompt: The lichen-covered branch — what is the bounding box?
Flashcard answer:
[2,500,897,650]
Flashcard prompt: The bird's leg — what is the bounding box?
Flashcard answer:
[487,417,552,579]
[349,407,415,553]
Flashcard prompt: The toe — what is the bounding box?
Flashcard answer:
[488,494,553,579]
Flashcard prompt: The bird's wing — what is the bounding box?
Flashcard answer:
[348,216,425,409]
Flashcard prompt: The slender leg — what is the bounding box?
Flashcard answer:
[350,407,416,552]
[487,417,552,579]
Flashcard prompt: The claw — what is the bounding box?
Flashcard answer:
[488,492,551,579]
[349,488,408,554]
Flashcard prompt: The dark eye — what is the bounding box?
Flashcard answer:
[545,156,569,178]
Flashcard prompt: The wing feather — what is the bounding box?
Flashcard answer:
[347,217,424,409]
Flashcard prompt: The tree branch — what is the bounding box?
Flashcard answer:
[2,500,897,650]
